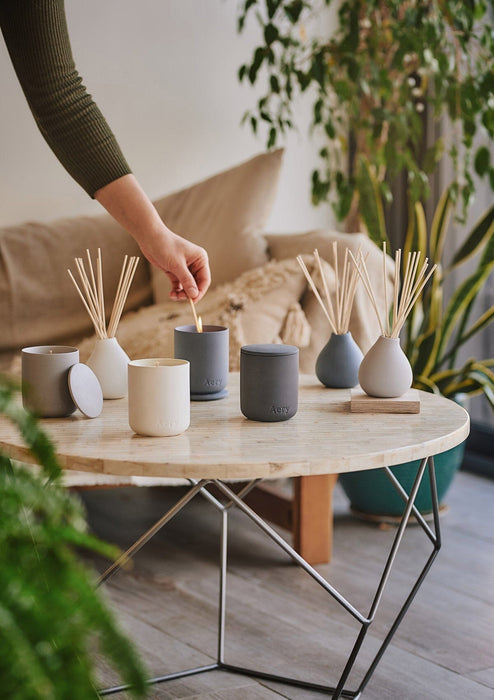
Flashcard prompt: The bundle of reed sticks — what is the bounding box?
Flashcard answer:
[67,249,139,339]
[349,242,437,339]
[296,244,363,335]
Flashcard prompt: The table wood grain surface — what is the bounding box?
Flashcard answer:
[0,373,469,481]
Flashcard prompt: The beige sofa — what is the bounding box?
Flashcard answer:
[0,150,391,563]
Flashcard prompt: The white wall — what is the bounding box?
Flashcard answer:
[0,0,336,232]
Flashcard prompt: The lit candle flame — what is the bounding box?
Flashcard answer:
[188,297,203,332]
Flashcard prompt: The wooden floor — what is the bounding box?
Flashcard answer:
[80,470,494,700]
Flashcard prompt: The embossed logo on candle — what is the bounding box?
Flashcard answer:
[157,419,179,432]
[270,405,290,415]
[204,378,222,388]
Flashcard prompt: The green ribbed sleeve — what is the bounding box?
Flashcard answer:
[0,0,132,197]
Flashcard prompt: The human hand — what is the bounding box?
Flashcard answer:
[138,228,211,302]
[94,175,211,301]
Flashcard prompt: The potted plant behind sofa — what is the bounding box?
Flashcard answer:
[0,376,147,699]
[337,178,494,517]
[236,0,494,515]
[237,0,494,229]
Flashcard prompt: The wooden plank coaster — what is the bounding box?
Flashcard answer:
[350,387,421,414]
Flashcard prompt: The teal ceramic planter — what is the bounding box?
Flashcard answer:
[339,442,466,517]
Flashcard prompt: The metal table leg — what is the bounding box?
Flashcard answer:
[99,456,441,699]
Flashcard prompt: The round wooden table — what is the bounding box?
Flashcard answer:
[0,374,469,479]
[0,374,470,699]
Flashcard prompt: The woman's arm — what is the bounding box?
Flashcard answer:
[0,0,131,195]
[94,175,210,301]
[0,0,211,300]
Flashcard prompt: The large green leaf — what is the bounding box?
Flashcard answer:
[480,219,494,266]
[410,327,440,378]
[435,264,494,363]
[422,267,444,335]
[429,188,453,263]
[356,156,387,247]
[449,202,494,268]
[444,303,494,366]
[464,363,494,408]
[413,374,441,393]
[404,200,427,261]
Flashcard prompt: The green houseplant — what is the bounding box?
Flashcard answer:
[237,0,494,230]
[337,183,494,516]
[237,0,494,515]
[0,376,147,699]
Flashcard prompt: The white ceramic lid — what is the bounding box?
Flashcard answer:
[68,363,103,418]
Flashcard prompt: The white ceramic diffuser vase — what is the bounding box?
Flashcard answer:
[68,249,140,400]
[316,331,363,388]
[87,337,130,399]
[349,243,437,399]
[358,335,412,398]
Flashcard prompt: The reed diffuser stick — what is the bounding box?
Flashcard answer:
[333,242,340,330]
[107,257,139,338]
[314,249,337,330]
[350,244,437,340]
[392,248,401,333]
[296,255,338,334]
[68,251,139,339]
[297,248,363,335]
[382,241,389,336]
[349,250,386,336]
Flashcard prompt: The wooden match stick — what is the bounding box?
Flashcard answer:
[189,297,202,332]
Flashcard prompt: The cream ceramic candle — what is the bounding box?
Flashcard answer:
[128,359,190,437]
[22,345,79,417]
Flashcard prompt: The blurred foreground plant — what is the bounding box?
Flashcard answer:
[0,376,147,700]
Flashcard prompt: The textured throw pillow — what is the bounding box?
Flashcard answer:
[150,150,284,302]
[78,256,313,371]
[0,214,152,353]
[265,230,395,373]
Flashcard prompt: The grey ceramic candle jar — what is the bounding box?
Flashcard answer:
[174,324,229,400]
[22,345,79,417]
[240,344,299,422]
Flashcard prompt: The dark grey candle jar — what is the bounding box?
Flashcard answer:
[22,345,79,417]
[174,324,229,400]
[240,344,299,422]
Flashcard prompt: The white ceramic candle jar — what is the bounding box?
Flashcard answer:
[128,359,190,437]
[22,345,79,417]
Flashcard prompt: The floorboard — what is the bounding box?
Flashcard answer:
[80,470,494,699]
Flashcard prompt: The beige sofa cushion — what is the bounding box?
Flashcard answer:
[78,256,313,371]
[265,230,395,372]
[151,150,284,302]
[0,215,152,353]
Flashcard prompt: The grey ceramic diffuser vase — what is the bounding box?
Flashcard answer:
[358,335,413,398]
[315,332,363,388]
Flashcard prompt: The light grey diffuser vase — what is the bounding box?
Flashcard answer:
[358,335,413,398]
[315,331,363,388]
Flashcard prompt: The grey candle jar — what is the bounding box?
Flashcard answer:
[22,346,79,417]
[174,324,229,400]
[240,344,299,422]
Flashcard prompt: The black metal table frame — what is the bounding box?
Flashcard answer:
[98,455,440,700]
